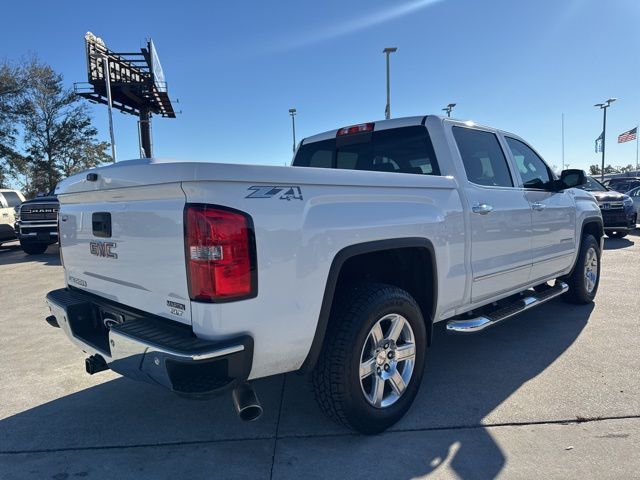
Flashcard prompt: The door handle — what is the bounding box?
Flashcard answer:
[472,203,494,215]
[531,202,546,211]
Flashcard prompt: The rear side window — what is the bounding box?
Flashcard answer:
[1,191,22,207]
[453,127,513,187]
[293,126,440,176]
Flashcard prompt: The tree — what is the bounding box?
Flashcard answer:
[17,59,109,195]
[0,60,28,188]
[588,164,601,176]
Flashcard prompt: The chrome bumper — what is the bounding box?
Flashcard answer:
[19,230,58,237]
[46,288,253,396]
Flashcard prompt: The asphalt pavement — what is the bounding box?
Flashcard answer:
[0,233,639,479]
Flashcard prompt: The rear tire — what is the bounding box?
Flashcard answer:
[21,242,48,255]
[311,283,427,434]
[606,231,628,239]
[563,234,600,304]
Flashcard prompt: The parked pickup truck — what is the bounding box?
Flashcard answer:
[15,192,59,254]
[45,115,603,433]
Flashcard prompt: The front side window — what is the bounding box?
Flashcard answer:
[452,127,513,187]
[293,126,440,176]
[506,137,552,189]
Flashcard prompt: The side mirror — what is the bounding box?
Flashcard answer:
[559,169,586,189]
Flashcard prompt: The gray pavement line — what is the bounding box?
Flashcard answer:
[269,375,288,480]
[1,414,639,456]
[0,435,275,456]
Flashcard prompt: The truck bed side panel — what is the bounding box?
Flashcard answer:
[183,177,465,379]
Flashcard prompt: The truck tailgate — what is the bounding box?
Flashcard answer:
[59,183,191,325]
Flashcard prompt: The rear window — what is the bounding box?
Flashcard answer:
[293,126,440,176]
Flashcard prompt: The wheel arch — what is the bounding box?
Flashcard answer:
[581,216,604,242]
[299,238,438,373]
[565,216,603,278]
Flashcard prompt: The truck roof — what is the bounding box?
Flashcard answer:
[300,115,504,145]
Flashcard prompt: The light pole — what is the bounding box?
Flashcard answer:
[561,113,565,171]
[289,108,297,154]
[383,47,397,120]
[90,52,117,163]
[594,98,616,182]
[442,103,456,118]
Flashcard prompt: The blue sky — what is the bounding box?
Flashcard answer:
[2,0,640,172]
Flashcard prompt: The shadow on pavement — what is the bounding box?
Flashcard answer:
[0,299,593,479]
[405,301,592,478]
[603,237,635,250]
[0,242,61,266]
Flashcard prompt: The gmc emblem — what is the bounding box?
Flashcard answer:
[89,241,118,259]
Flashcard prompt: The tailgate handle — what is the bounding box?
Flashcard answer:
[92,212,112,238]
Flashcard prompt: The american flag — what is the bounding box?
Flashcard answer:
[617,127,637,143]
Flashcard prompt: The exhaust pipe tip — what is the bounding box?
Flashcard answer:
[232,382,263,422]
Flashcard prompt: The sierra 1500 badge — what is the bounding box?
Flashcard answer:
[246,185,303,201]
[89,241,118,259]
[167,300,186,317]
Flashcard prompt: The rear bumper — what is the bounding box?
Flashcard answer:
[45,288,253,397]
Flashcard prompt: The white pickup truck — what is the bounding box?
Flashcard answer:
[45,115,603,433]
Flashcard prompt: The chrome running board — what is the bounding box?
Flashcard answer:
[446,282,569,334]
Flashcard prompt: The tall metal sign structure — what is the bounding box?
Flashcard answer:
[75,32,176,159]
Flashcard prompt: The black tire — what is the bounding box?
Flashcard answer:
[606,231,628,239]
[21,242,48,255]
[563,234,600,304]
[311,283,427,434]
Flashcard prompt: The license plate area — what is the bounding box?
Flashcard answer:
[66,303,112,355]
[67,304,130,355]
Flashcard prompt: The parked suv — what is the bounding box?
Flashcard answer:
[15,192,59,254]
[0,189,25,246]
[579,176,636,238]
[604,177,640,194]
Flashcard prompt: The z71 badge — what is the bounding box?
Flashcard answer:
[246,185,303,201]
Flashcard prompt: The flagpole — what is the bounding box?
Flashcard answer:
[636,124,639,174]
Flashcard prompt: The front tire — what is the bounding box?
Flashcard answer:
[21,242,48,255]
[563,234,600,304]
[312,283,427,434]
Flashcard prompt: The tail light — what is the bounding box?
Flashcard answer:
[185,204,257,302]
[336,122,374,136]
